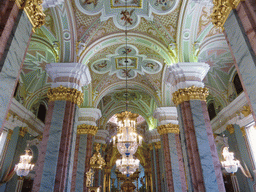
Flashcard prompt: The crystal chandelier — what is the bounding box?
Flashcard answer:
[221,147,240,173]
[15,149,34,177]
[113,111,142,156]
[116,154,140,176]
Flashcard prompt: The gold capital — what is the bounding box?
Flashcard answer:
[77,124,98,135]
[19,127,28,137]
[157,123,179,135]
[154,141,161,149]
[211,0,244,30]
[226,124,235,134]
[172,86,209,105]
[47,86,84,106]
[7,130,14,140]
[16,0,45,32]
[240,127,246,136]
[148,143,153,150]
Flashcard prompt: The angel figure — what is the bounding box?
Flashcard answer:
[95,61,107,70]
[120,9,135,25]
[83,0,98,7]
[86,168,95,187]
[145,63,157,70]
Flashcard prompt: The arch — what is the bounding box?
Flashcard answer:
[94,81,161,108]
[79,33,174,65]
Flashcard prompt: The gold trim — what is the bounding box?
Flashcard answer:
[16,0,45,32]
[47,86,84,106]
[90,143,106,169]
[226,124,235,134]
[240,127,246,136]
[154,141,161,149]
[211,0,244,30]
[7,130,14,140]
[148,143,153,150]
[157,123,179,135]
[172,86,209,105]
[241,105,251,117]
[19,127,28,137]
[77,124,98,135]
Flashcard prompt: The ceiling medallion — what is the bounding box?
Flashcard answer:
[75,0,179,29]
[91,44,162,79]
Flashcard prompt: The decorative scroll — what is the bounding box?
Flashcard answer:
[47,86,84,106]
[157,123,179,135]
[172,86,209,106]
[15,0,45,31]
[211,0,244,30]
[77,124,98,135]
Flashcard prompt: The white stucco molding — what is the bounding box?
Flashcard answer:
[78,108,102,126]
[42,0,64,9]
[153,107,178,126]
[46,63,91,92]
[95,130,109,144]
[145,129,160,143]
[165,62,210,93]
[211,92,253,133]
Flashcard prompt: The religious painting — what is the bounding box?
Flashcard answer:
[142,60,161,73]
[79,0,103,14]
[119,69,136,79]
[92,60,110,73]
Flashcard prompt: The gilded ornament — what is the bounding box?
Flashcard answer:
[154,142,161,149]
[77,124,98,135]
[240,127,246,136]
[172,86,209,105]
[226,124,235,134]
[148,143,153,150]
[157,123,179,135]
[90,143,106,169]
[16,0,45,31]
[241,105,251,117]
[7,130,14,140]
[86,168,94,187]
[47,86,84,106]
[211,0,244,30]
[19,127,28,137]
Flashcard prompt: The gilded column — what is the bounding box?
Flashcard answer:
[32,63,91,192]
[70,108,102,192]
[165,63,225,192]
[154,107,186,192]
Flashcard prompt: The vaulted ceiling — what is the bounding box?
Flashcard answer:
[17,0,236,129]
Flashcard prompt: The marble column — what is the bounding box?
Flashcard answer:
[165,62,225,192]
[223,8,256,122]
[32,63,91,192]
[154,107,186,192]
[70,108,102,192]
[149,142,162,192]
[0,0,46,132]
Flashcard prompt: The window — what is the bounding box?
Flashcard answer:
[233,73,243,95]
[246,125,256,166]
[208,102,216,120]
[37,104,46,123]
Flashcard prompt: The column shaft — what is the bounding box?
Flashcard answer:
[32,100,76,192]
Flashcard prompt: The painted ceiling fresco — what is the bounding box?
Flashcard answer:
[17,0,237,129]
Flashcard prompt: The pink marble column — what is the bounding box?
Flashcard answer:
[236,0,256,55]
[155,148,162,192]
[32,101,55,191]
[71,134,81,191]
[162,134,174,191]
[84,134,94,192]
[54,101,76,191]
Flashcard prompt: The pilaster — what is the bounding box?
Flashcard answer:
[71,108,102,192]
[165,62,225,192]
[154,107,186,192]
[32,63,91,192]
